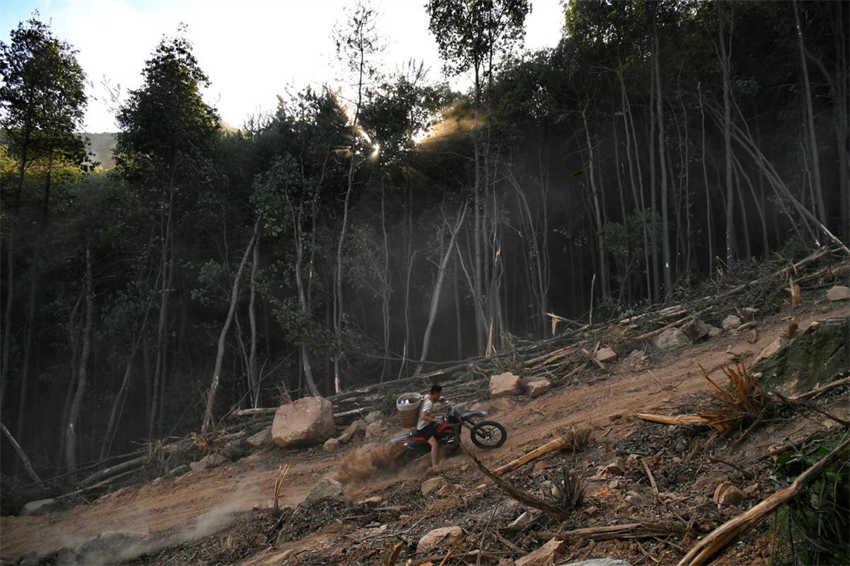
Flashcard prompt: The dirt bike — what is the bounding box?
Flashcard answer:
[390,405,507,462]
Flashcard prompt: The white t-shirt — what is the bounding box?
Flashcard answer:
[416,397,433,430]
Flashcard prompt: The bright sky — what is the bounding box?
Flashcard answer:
[1,0,565,132]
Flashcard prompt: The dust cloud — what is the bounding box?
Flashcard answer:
[337,441,406,484]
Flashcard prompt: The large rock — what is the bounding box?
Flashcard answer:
[722,314,742,330]
[417,526,463,554]
[21,498,57,516]
[653,328,690,350]
[827,285,850,302]
[247,426,272,447]
[713,481,744,507]
[526,379,552,398]
[559,560,632,566]
[364,410,383,424]
[364,421,384,441]
[752,318,849,394]
[272,396,335,448]
[338,419,367,444]
[516,538,564,566]
[305,477,343,503]
[682,318,710,342]
[220,438,251,461]
[490,372,524,397]
[595,347,617,362]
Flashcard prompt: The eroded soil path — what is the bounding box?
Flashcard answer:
[2,301,848,562]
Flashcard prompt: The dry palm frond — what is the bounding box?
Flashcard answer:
[698,364,771,432]
[563,427,592,452]
[556,467,586,512]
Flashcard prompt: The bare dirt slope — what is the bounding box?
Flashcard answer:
[2,300,848,564]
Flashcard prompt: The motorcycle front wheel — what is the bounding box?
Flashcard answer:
[470,421,507,449]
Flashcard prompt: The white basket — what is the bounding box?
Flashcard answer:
[396,392,423,428]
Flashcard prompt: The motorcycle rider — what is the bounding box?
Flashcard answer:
[416,384,445,469]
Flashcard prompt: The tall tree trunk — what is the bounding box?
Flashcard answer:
[649,0,673,299]
[65,244,93,475]
[618,70,652,300]
[415,204,467,376]
[149,183,175,439]
[698,82,714,270]
[0,229,14,410]
[247,236,259,406]
[202,220,259,433]
[380,181,390,382]
[100,272,157,461]
[582,108,608,304]
[718,0,736,268]
[793,0,827,225]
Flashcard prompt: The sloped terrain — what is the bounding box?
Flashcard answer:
[2,294,848,565]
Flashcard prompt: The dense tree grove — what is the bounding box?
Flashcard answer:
[1,1,847,484]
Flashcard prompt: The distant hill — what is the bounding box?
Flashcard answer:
[85,132,117,170]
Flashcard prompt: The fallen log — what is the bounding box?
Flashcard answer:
[790,374,850,401]
[464,447,569,520]
[636,413,712,426]
[233,407,278,416]
[1,421,44,486]
[561,521,684,541]
[493,436,572,477]
[78,453,149,488]
[677,434,850,566]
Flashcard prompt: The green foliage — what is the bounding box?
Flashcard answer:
[771,434,850,565]
[0,16,88,170]
[426,0,530,89]
[115,33,219,189]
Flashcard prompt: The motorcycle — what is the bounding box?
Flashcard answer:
[391,404,507,462]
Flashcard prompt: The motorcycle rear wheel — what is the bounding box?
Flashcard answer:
[470,421,507,449]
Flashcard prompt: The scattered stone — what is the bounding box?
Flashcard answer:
[526,379,552,398]
[623,349,649,370]
[682,318,710,342]
[167,464,190,477]
[21,498,57,516]
[490,372,524,396]
[722,314,742,330]
[827,285,850,302]
[653,328,690,350]
[515,538,564,566]
[608,479,621,490]
[421,476,448,496]
[338,419,367,444]
[272,396,335,448]
[221,438,251,461]
[323,438,339,452]
[583,505,599,517]
[746,328,758,344]
[560,560,632,566]
[416,526,463,554]
[713,481,744,506]
[189,452,227,472]
[706,324,722,337]
[602,460,625,476]
[247,426,272,448]
[364,421,384,441]
[532,461,548,475]
[624,491,643,505]
[364,410,383,424]
[596,347,617,362]
[305,477,343,503]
